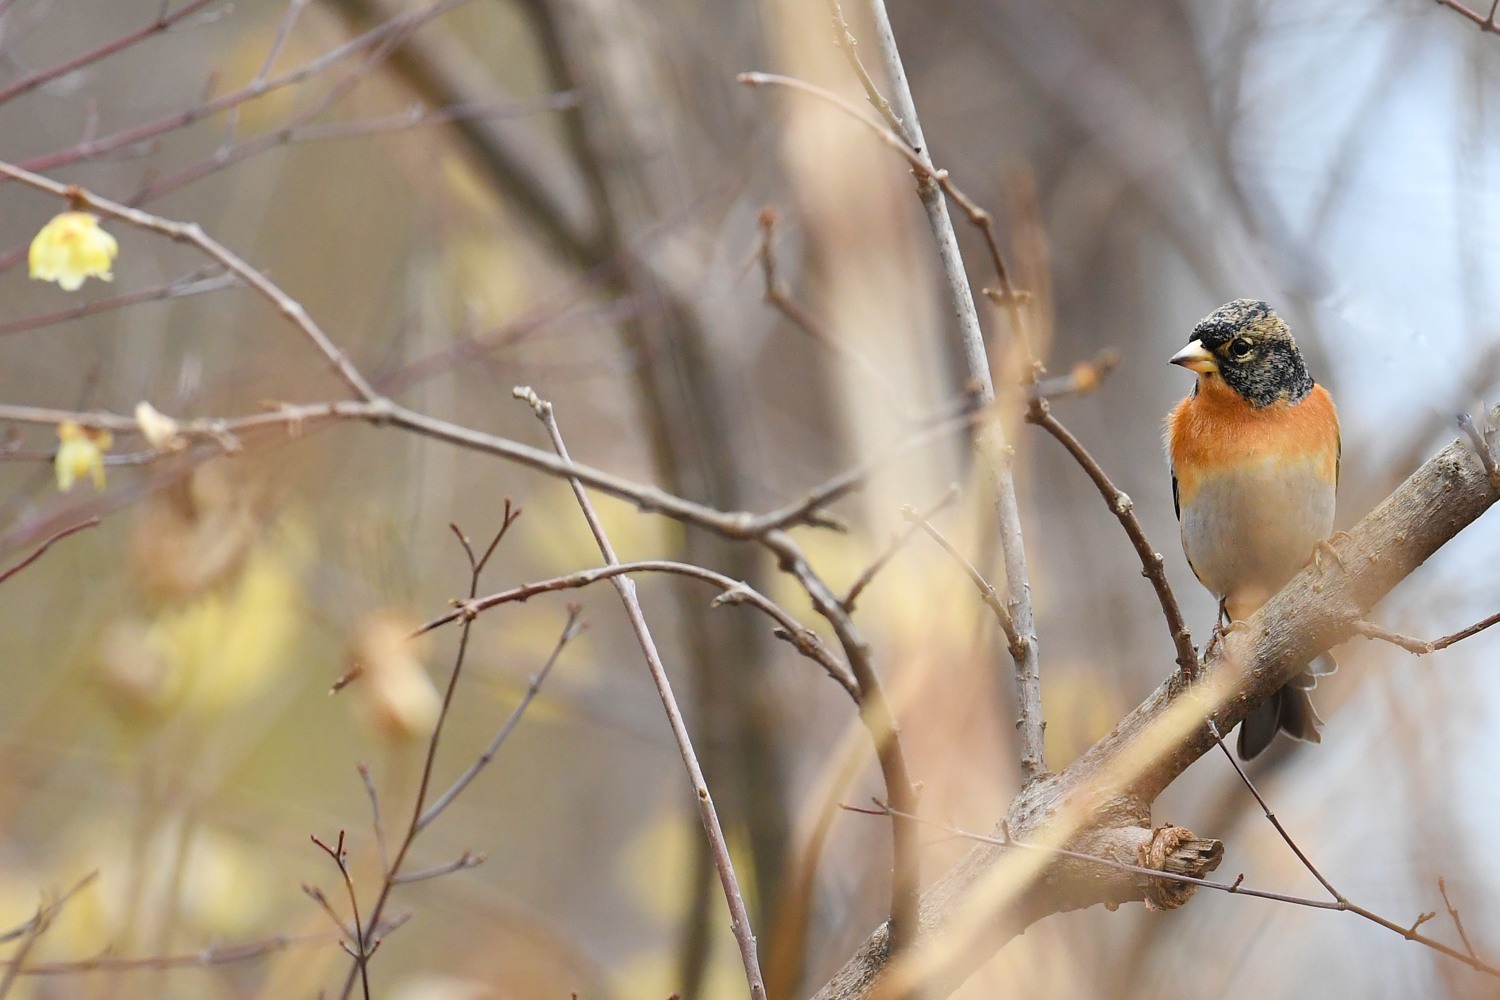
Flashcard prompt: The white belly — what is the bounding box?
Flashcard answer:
[1180,456,1335,617]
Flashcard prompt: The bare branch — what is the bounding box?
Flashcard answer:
[0,517,99,588]
[513,386,765,1000]
[1026,402,1198,678]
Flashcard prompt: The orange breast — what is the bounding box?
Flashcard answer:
[1167,379,1339,509]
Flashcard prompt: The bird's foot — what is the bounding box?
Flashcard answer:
[1205,618,1249,658]
[1313,532,1351,574]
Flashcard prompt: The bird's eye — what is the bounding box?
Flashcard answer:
[1226,338,1253,360]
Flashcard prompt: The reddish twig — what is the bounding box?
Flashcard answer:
[1025,401,1198,679]
[0,517,100,588]
[1434,0,1500,32]
[414,557,855,696]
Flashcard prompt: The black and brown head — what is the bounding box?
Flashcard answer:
[1170,299,1314,407]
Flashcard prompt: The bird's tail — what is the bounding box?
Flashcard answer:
[1236,652,1336,760]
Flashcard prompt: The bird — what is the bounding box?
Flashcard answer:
[1165,299,1340,759]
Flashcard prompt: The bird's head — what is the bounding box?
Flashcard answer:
[1170,299,1314,407]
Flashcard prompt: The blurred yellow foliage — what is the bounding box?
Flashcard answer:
[97,522,309,721]
[347,612,441,742]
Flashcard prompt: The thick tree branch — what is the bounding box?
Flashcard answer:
[812,407,1500,998]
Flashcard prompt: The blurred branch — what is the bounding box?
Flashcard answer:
[1434,0,1500,33]
[16,0,469,175]
[0,873,96,997]
[3,932,324,976]
[0,394,975,543]
[842,486,959,612]
[762,527,922,954]
[320,0,601,266]
[744,0,1047,790]
[755,205,903,407]
[416,606,584,831]
[854,0,1046,788]
[1027,350,1120,402]
[902,503,1018,647]
[0,0,217,106]
[0,267,234,338]
[514,387,766,1000]
[0,517,99,588]
[813,406,1500,997]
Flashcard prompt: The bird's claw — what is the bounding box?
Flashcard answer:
[1313,533,1350,575]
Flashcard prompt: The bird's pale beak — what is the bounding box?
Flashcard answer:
[1170,339,1218,373]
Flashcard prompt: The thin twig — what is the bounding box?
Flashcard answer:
[390,852,485,885]
[0,517,99,588]
[902,504,1018,644]
[0,873,97,997]
[512,386,765,999]
[1205,721,1339,900]
[336,507,524,1000]
[0,0,216,106]
[0,268,234,337]
[1459,411,1500,492]
[1026,402,1198,678]
[3,932,323,976]
[755,206,902,405]
[414,557,855,696]
[357,763,389,878]
[310,831,372,1000]
[1438,878,1480,960]
[1354,614,1500,655]
[1434,0,1500,32]
[824,0,901,129]
[1028,350,1121,402]
[842,486,959,611]
[416,607,583,831]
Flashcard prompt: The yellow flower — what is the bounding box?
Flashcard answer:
[29,211,118,291]
[55,421,112,492]
[134,401,186,452]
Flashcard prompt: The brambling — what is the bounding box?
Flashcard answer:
[1165,299,1340,759]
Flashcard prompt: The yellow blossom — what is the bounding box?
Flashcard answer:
[55,421,112,492]
[29,211,118,291]
[134,401,186,452]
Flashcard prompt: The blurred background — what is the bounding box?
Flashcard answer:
[0,0,1497,998]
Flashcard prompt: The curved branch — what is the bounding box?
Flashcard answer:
[813,407,1500,998]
